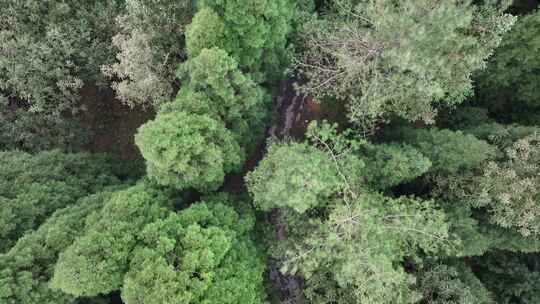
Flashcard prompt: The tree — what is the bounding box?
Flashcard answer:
[122,200,266,304]
[188,0,294,81]
[246,141,346,213]
[0,97,89,152]
[0,191,118,304]
[102,0,195,107]
[416,263,493,304]
[173,48,269,149]
[0,150,121,252]
[473,135,540,237]
[359,143,431,190]
[295,0,514,128]
[402,128,496,173]
[476,9,540,109]
[50,183,171,296]
[277,193,450,304]
[473,251,540,304]
[247,122,451,303]
[135,111,243,191]
[0,0,123,114]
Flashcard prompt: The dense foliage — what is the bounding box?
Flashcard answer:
[3,1,540,303]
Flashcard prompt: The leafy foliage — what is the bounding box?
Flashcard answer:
[477,9,540,108]
[103,0,194,107]
[246,141,344,213]
[473,135,540,236]
[0,150,120,252]
[50,184,171,296]
[0,0,123,113]
[135,111,243,191]
[122,200,266,304]
[0,191,117,304]
[403,128,496,173]
[190,0,295,81]
[295,0,514,127]
[416,263,493,304]
[173,48,269,149]
[277,193,450,304]
[0,97,89,152]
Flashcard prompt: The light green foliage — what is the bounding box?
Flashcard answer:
[404,128,496,173]
[474,136,540,236]
[278,193,449,304]
[173,48,269,148]
[185,9,226,61]
[360,143,431,190]
[0,191,115,304]
[103,0,194,107]
[296,0,514,127]
[246,142,344,213]
[50,184,171,297]
[417,263,493,304]
[190,0,294,80]
[0,0,123,113]
[122,200,266,304]
[474,252,540,304]
[477,9,540,107]
[135,111,243,191]
[0,150,120,252]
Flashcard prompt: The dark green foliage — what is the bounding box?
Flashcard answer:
[0,191,116,304]
[474,252,540,304]
[477,9,540,109]
[0,150,120,252]
[122,200,266,304]
[417,263,493,304]
[51,184,171,296]
[135,111,243,191]
[0,0,123,113]
[0,97,90,152]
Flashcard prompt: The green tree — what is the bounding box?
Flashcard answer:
[0,0,123,114]
[295,0,514,127]
[122,200,266,304]
[0,150,120,252]
[50,184,171,297]
[277,193,450,304]
[403,128,496,173]
[360,143,431,190]
[188,0,294,81]
[103,0,195,107]
[476,9,540,109]
[0,97,89,152]
[0,191,118,304]
[473,251,540,304]
[473,135,540,237]
[135,111,243,191]
[173,48,269,149]
[416,263,493,304]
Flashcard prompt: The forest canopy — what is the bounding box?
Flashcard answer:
[2,0,540,303]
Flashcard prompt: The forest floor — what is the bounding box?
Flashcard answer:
[77,85,154,161]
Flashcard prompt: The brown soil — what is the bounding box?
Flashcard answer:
[77,85,154,160]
